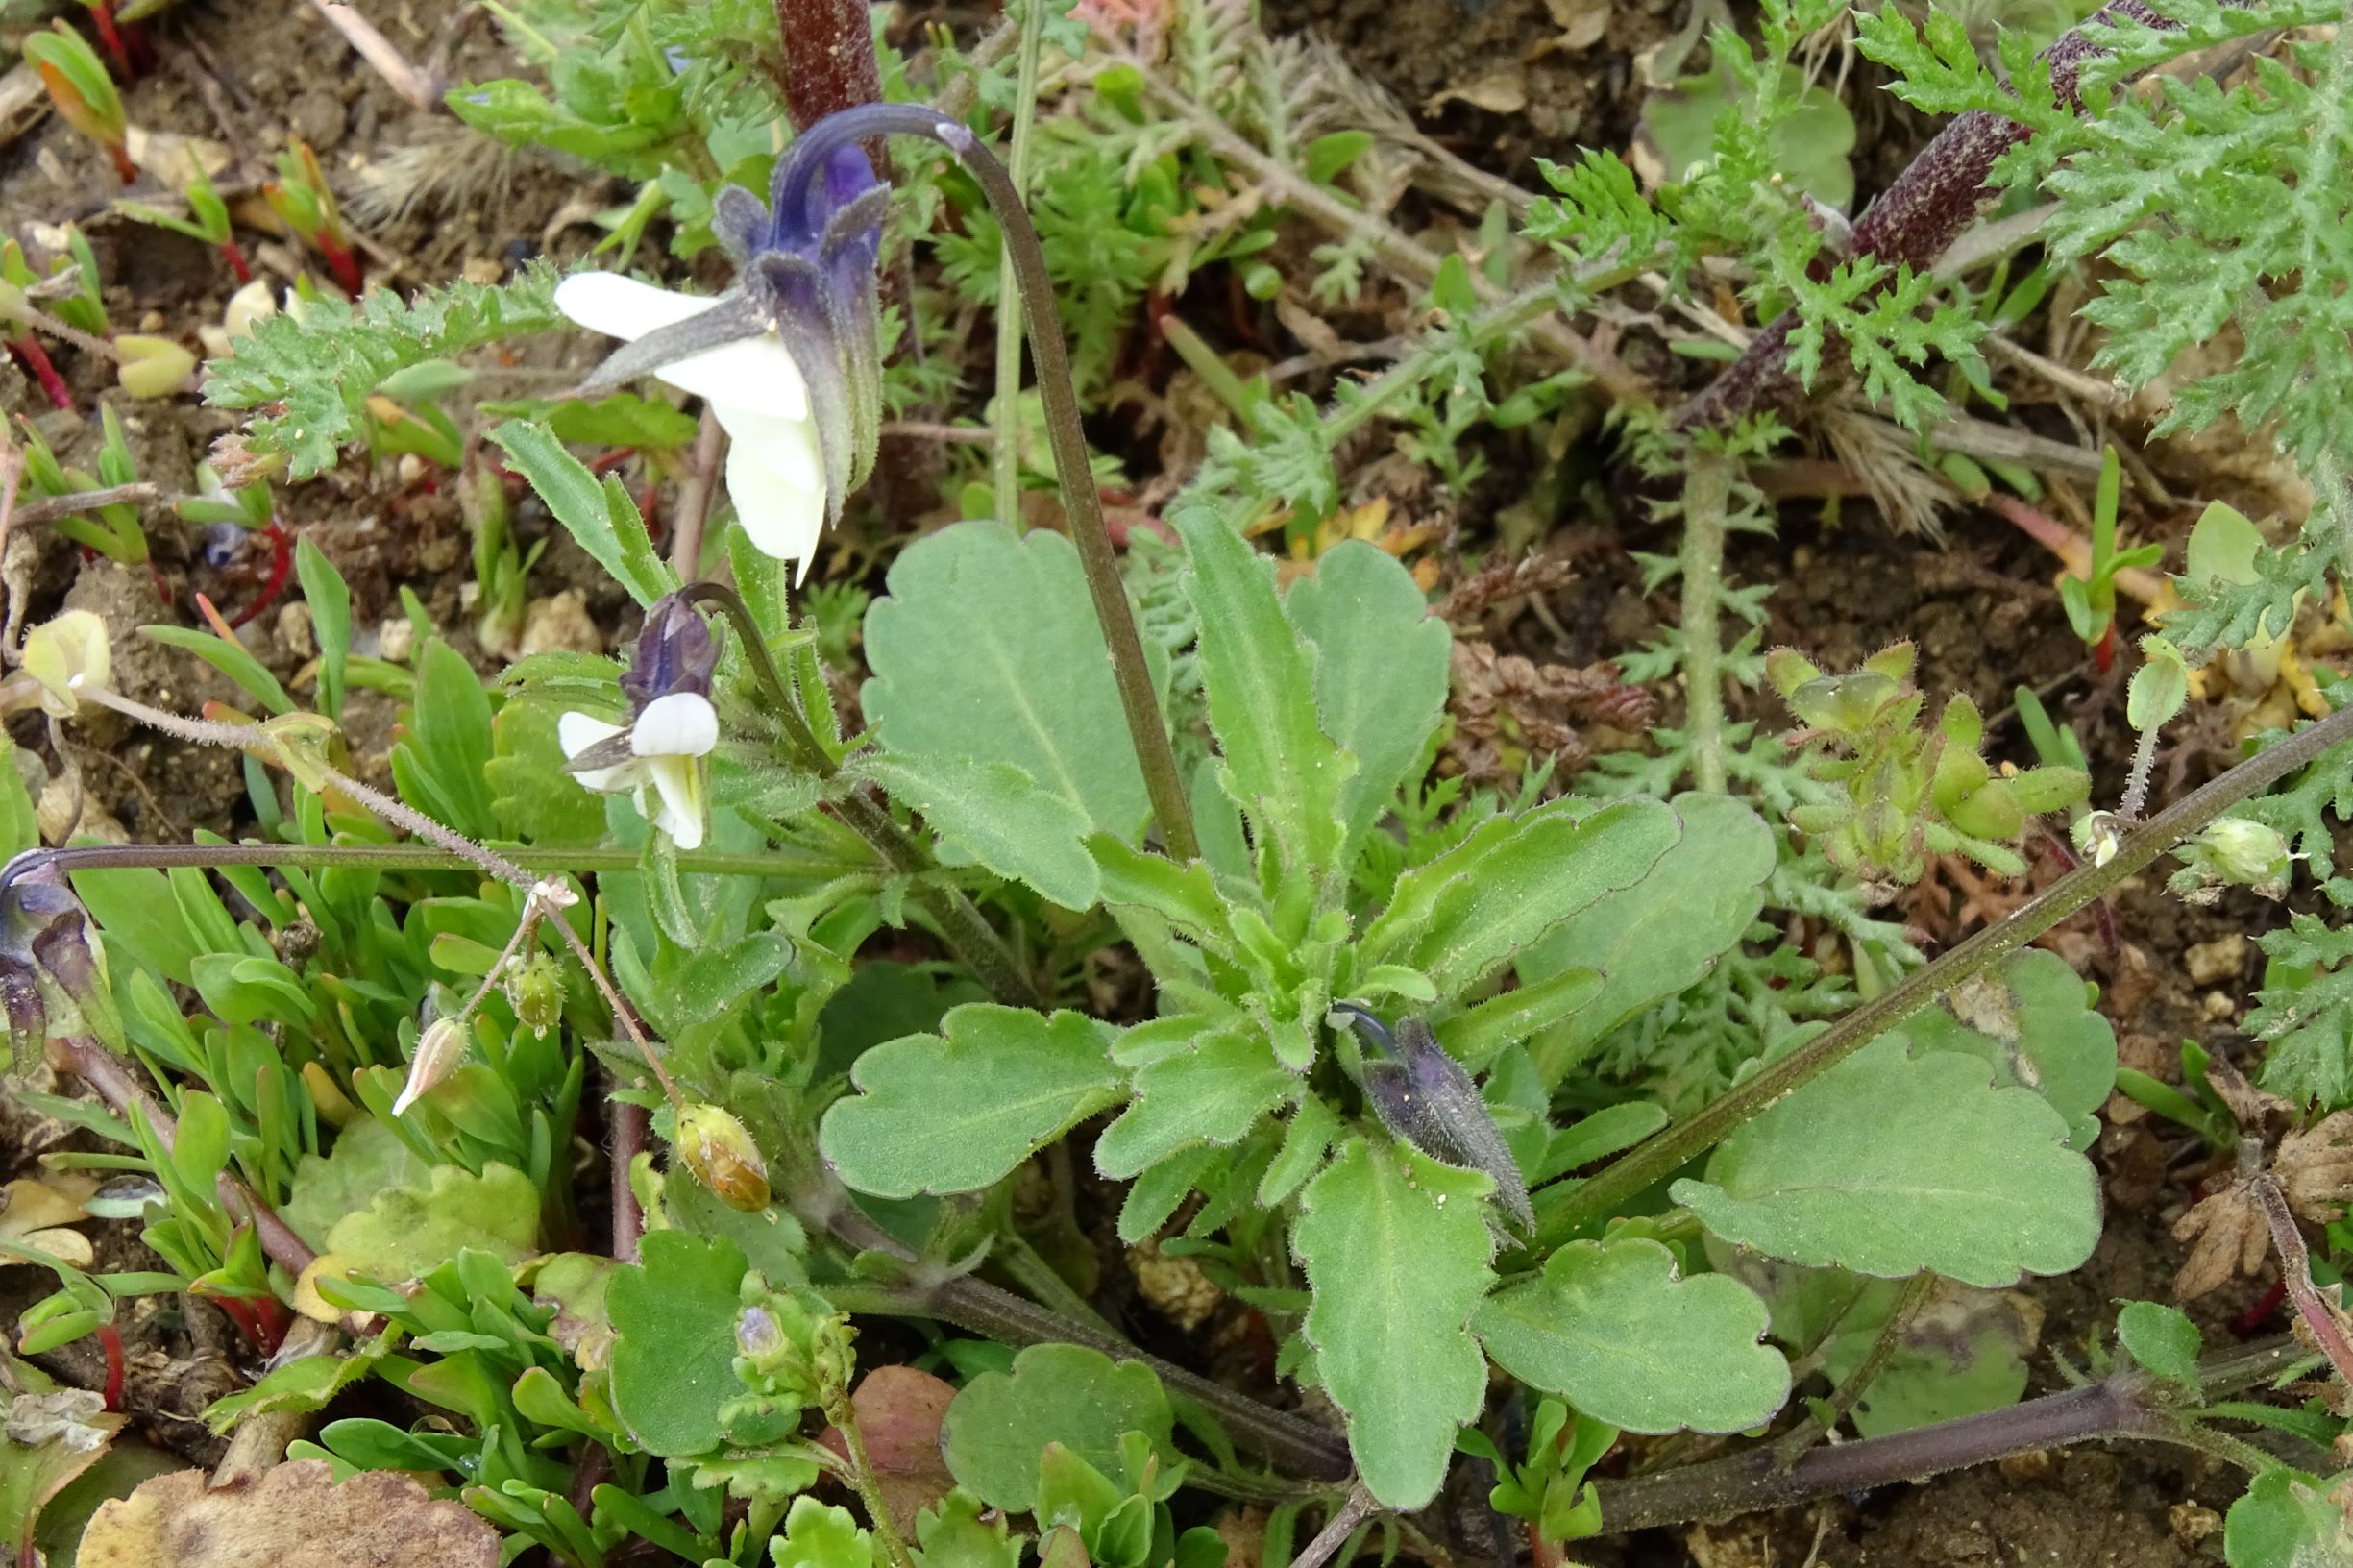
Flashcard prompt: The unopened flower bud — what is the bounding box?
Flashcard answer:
[20,611,110,719]
[676,1102,770,1211]
[393,1017,466,1115]
[1336,1005,1532,1234]
[2072,810,2124,870]
[505,951,563,1037]
[2169,816,2293,906]
[736,1304,783,1361]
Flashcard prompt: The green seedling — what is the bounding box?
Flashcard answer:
[265,140,363,297]
[2058,449,2162,673]
[23,26,134,184]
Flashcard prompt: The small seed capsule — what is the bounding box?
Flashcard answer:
[677,1103,771,1212]
[393,1017,466,1115]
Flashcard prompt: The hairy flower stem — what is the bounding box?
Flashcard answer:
[801,1187,1353,1482]
[771,0,885,136]
[1592,1339,2309,1532]
[685,583,1042,1009]
[777,104,1199,862]
[1540,698,2353,1243]
[1675,0,2183,429]
[1679,451,1732,794]
[990,0,1048,532]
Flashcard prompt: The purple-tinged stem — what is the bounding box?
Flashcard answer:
[1674,0,2177,430]
[2252,1174,2353,1389]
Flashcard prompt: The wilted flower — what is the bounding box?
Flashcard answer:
[560,594,721,850]
[1335,1003,1532,1234]
[392,1016,467,1115]
[19,611,110,719]
[555,141,885,584]
[0,858,119,1065]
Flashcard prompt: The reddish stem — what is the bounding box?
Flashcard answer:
[107,142,136,185]
[219,239,254,285]
[11,337,75,410]
[772,0,885,134]
[96,1323,124,1410]
[228,521,294,629]
[2253,1175,2353,1390]
[588,447,637,476]
[2094,620,2116,674]
[89,1,133,78]
[316,235,364,299]
[2232,1277,2288,1337]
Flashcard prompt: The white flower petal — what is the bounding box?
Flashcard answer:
[557,711,640,794]
[631,692,719,758]
[660,335,811,425]
[555,272,714,338]
[709,401,822,495]
[645,755,707,849]
[556,272,810,422]
[724,437,827,584]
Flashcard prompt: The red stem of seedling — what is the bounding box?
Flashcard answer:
[2094,621,2116,674]
[317,235,364,299]
[106,142,136,185]
[97,1322,124,1410]
[588,448,636,476]
[228,521,294,629]
[11,337,74,410]
[88,1,133,78]
[219,239,253,285]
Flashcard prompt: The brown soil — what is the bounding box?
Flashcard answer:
[0,0,2327,1563]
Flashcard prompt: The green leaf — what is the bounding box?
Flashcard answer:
[1672,1037,2100,1287]
[820,1006,1125,1198]
[1905,950,2117,1150]
[1815,1277,2032,1437]
[2117,1300,2203,1389]
[0,1397,119,1564]
[1516,794,1773,1081]
[863,521,1159,841]
[606,1230,750,1458]
[1173,506,1348,879]
[1472,1237,1788,1434]
[203,1335,388,1432]
[392,638,500,838]
[1294,1136,1494,1508]
[773,1496,875,1568]
[295,536,352,722]
[941,1345,1174,1512]
[1285,541,1450,855]
[915,1490,1025,1568]
[543,392,703,450]
[2224,1467,2353,1568]
[487,421,675,607]
[1363,799,1680,992]
[490,698,611,845]
[1642,61,1856,208]
[867,754,1101,909]
[139,625,293,715]
[280,1118,431,1251]
[296,1162,540,1317]
[207,264,564,478]
[0,737,33,864]
[1092,1028,1297,1180]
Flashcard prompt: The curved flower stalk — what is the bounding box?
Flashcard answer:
[559,594,722,849]
[556,144,888,584]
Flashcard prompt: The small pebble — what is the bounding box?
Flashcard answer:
[520,590,603,657]
[277,601,316,662]
[2202,991,2237,1022]
[2185,933,2247,987]
[378,616,416,663]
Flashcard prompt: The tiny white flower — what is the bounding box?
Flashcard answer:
[559,691,720,850]
[554,273,829,584]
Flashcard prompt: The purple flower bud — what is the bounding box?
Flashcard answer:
[1339,1006,1533,1234]
[621,593,719,714]
[0,860,119,1066]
